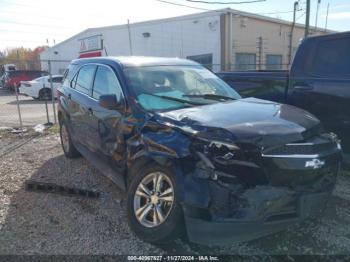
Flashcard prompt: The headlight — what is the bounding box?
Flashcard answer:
[207,140,240,151]
[192,137,241,163]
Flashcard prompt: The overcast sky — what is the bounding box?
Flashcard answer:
[0,0,349,50]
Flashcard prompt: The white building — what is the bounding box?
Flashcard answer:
[40,8,331,74]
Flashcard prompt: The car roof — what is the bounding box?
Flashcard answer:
[36,75,62,79]
[71,56,200,68]
[306,31,350,41]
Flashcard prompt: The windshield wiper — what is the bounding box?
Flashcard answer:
[150,94,206,105]
[182,94,235,101]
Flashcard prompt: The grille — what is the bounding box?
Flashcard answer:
[263,136,338,156]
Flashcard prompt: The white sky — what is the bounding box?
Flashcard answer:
[0,0,349,50]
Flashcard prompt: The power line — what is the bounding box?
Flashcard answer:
[296,11,306,21]
[258,10,294,15]
[0,28,69,36]
[0,10,63,21]
[0,19,72,29]
[156,0,301,17]
[186,0,266,4]
[1,39,47,44]
[256,7,303,16]
[155,0,212,10]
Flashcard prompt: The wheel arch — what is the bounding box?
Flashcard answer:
[126,154,174,188]
[39,87,51,95]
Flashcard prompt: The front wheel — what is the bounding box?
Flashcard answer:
[126,163,184,243]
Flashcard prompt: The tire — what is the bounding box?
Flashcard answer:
[39,88,52,101]
[59,120,80,158]
[126,163,184,244]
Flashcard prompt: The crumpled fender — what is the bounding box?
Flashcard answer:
[126,120,211,208]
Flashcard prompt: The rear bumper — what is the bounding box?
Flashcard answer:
[18,87,28,96]
[184,191,331,245]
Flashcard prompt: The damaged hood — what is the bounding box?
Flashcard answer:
[156,98,321,147]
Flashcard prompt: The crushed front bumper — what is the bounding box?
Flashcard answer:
[184,190,331,245]
[181,133,342,245]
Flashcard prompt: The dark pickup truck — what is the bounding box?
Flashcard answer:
[218,31,350,155]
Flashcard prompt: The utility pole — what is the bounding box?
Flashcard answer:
[127,19,133,55]
[305,0,311,38]
[315,0,321,33]
[325,3,330,32]
[257,36,263,70]
[288,1,299,65]
[48,60,57,124]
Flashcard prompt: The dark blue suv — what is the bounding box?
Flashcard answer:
[58,57,342,245]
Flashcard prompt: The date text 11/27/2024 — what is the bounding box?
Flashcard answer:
[127,256,220,261]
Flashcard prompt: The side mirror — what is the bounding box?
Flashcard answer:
[99,94,124,111]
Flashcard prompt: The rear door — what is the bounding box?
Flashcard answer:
[68,64,97,149]
[288,35,350,152]
[89,65,126,170]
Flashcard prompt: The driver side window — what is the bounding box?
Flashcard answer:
[92,65,123,101]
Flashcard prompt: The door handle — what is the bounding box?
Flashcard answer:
[293,84,314,91]
[67,93,71,100]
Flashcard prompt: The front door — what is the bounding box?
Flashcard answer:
[88,65,126,170]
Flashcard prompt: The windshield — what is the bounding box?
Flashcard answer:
[124,65,241,111]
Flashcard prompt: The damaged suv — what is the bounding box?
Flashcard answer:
[58,57,342,245]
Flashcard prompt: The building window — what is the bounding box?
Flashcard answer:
[266,54,283,70]
[235,53,256,71]
[187,54,213,70]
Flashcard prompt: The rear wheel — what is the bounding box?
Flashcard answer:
[59,120,80,158]
[126,163,184,243]
[39,88,52,100]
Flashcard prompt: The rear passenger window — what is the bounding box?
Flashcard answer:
[310,37,350,77]
[92,66,123,101]
[75,65,96,95]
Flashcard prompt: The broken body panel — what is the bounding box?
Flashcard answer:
[57,57,342,245]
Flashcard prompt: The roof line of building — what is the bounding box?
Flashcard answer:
[42,7,334,53]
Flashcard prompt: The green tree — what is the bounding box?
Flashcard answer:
[2,46,47,70]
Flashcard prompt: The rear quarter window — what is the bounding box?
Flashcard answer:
[74,65,96,95]
[62,65,78,87]
[309,37,350,78]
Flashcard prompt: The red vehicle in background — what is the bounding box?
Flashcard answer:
[3,70,48,91]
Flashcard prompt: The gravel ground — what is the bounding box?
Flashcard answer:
[0,129,350,256]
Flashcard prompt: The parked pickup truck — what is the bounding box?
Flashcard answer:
[218,31,350,155]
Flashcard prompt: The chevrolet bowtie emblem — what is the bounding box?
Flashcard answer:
[305,159,325,169]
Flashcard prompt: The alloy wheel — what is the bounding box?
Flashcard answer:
[133,172,174,228]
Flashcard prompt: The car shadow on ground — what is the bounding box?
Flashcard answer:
[1,143,350,255]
